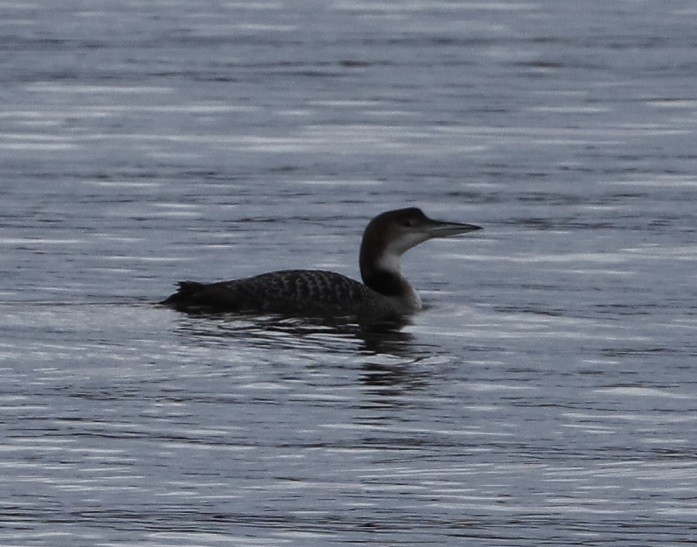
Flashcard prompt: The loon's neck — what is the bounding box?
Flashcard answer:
[359,244,422,310]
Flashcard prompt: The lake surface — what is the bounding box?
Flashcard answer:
[2,0,696,544]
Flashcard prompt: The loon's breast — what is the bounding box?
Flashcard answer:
[162,269,410,319]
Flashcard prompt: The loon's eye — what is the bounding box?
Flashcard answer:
[402,219,416,227]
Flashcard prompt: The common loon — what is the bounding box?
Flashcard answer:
[162,207,481,320]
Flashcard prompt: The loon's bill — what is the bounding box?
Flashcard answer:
[162,207,481,320]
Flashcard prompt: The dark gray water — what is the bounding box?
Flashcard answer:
[2,0,696,544]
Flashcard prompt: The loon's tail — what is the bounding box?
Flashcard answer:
[160,281,207,306]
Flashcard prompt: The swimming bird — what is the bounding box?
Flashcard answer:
[162,207,481,320]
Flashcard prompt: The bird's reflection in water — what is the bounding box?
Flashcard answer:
[171,309,417,357]
[170,309,436,406]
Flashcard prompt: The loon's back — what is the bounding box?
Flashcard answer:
[162,269,400,318]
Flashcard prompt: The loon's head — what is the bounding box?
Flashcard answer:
[361,207,480,262]
[359,208,481,294]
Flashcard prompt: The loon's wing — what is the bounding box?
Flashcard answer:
[161,269,375,315]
